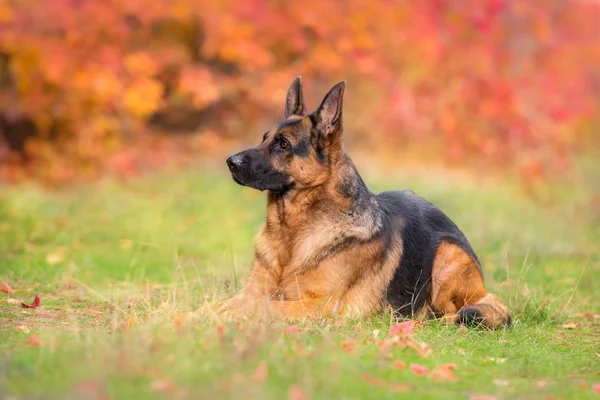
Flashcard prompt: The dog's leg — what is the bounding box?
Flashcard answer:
[219,296,344,320]
[430,241,510,328]
[206,258,280,315]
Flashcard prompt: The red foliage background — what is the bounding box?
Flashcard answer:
[0,0,599,183]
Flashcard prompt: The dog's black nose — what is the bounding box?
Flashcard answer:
[226,154,244,171]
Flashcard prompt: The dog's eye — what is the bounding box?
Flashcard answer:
[279,139,290,150]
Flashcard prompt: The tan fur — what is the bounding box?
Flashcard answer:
[430,242,510,328]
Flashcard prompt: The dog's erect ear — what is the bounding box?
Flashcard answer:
[312,81,346,137]
[284,76,306,118]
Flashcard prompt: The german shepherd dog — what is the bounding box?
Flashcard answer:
[221,77,510,328]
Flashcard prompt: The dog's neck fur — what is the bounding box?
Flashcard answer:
[265,150,382,241]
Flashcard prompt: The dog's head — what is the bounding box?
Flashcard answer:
[226,77,346,194]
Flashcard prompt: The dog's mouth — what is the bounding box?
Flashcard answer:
[230,172,247,187]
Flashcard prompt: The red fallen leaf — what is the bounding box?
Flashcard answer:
[251,361,268,383]
[22,294,40,308]
[392,360,406,370]
[593,384,600,394]
[283,325,299,335]
[341,340,356,354]
[362,374,385,387]
[24,335,42,347]
[429,363,458,382]
[390,383,411,392]
[388,320,415,336]
[1,282,14,294]
[410,363,429,375]
[288,384,308,400]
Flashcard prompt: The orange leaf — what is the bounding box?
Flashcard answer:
[22,294,40,308]
[362,374,385,387]
[388,320,415,336]
[24,335,42,347]
[1,282,14,293]
[429,364,458,382]
[151,379,175,394]
[251,362,268,383]
[288,385,308,400]
[410,363,428,375]
[392,360,406,370]
[390,383,411,392]
[341,340,356,354]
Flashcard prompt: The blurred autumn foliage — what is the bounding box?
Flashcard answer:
[0,0,599,183]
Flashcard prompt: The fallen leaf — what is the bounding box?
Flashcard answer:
[151,379,175,394]
[458,348,466,355]
[410,363,429,375]
[120,239,134,250]
[537,381,548,388]
[46,251,63,265]
[493,379,509,387]
[372,329,380,339]
[283,325,299,335]
[251,361,268,383]
[562,322,580,329]
[6,298,20,304]
[1,282,14,293]
[429,363,458,382]
[593,384,600,394]
[469,395,498,400]
[596,352,600,358]
[24,335,42,346]
[288,384,308,400]
[388,320,415,336]
[174,313,184,334]
[76,380,106,399]
[392,360,406,370]
[15,325,30,333]
[578,381,588,390]
[21,294,40,308]
[390,383,411,392]
[341,340,356,354]
[414,341,433,358]
[362,374,385,387]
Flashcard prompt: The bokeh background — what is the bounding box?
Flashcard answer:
[1,0,599,185]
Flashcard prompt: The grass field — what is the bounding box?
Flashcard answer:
[1,163,599,400]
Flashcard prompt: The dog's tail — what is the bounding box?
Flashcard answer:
[458,293,511,329]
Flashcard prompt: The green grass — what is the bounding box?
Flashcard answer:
[1,165,599,400]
